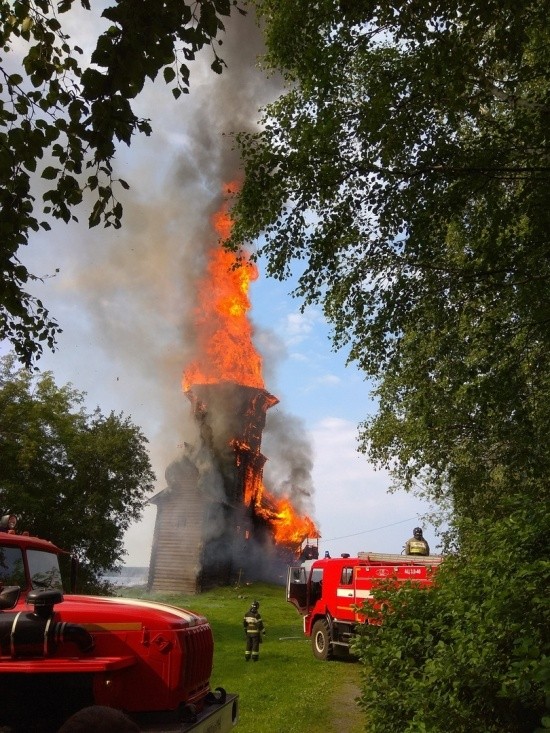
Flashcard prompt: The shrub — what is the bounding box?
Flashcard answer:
[353,501,550,732]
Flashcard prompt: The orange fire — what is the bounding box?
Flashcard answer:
[184,183,319,547]
[183,185,263,391]
[251,487,319,546]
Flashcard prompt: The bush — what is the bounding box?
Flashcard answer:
[353,501,550,732]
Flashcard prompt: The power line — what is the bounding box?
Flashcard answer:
[322,516,419,543]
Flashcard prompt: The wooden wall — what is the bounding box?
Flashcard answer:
[147,456,205,594]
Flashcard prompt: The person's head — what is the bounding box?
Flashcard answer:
[413,527,423,539]
[57,706,141,732]
[250,600,259,612]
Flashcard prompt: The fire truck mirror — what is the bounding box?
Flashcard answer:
[0,585,21,610]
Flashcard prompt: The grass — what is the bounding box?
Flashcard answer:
[123,581,365,733]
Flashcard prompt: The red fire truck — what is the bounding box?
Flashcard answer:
[0,514,238,732]
[287,550,443,660]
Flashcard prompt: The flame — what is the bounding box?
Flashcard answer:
[183,185,263,391]
[236,444,319,545]
[245,482,320,545]
[251,486,319,546]
[184,182,319,547]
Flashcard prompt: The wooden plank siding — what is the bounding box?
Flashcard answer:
[147,456,206,594]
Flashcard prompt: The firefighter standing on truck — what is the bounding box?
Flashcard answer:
[404,527,430,556]
[243,600,265,662]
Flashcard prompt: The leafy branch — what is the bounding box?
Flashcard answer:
[0,0,244,366]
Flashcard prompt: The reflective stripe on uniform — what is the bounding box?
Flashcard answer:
[244,614,263,633]
[408,540,428,555]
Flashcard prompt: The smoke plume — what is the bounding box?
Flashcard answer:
[23,7,317,565]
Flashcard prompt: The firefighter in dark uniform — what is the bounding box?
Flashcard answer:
[243,600,265,661]
[404,527,430,556]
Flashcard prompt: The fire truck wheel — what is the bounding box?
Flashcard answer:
[312,619,333,660]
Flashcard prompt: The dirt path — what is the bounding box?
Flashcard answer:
[329,666,364,732]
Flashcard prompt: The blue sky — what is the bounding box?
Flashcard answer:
[5,6,437,566]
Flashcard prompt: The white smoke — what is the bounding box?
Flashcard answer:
[21,6,317,569]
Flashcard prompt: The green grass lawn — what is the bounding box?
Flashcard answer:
[126,581,365,733]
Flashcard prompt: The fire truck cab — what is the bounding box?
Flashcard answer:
[287,551,443,660]
[0,515,238,732]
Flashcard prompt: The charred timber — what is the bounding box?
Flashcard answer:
[186,382,278,505]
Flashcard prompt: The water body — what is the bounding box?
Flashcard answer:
[103,566,149,588]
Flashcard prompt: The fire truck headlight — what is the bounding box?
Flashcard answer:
[0,514,17,532]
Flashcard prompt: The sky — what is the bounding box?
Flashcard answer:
[5,6,437,566]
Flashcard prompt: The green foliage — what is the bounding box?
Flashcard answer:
[230,2,550,728]
[0,0,243,367]
[231,0,550,516]
[353,501,550,732]
[130,581,364,733]
[0,353,155,590]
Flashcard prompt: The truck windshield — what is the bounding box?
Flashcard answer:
[0,546,26,588]
[27,550,63,590]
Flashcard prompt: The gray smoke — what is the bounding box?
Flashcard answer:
[23,7,317,569]
[262,409,316,516]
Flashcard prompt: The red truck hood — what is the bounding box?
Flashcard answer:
[49,595,208,629]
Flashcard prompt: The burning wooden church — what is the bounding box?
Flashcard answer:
[147,382,287,593]
[147,191,317,593]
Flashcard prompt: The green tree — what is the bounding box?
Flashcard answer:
[229,2,550,729]
[1,0,242,367]
[230,0,550,519]
[0,353,155,591]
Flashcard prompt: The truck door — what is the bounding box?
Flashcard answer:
[286,565,308,613]
[335,565,357,620]
[353,565,376,622]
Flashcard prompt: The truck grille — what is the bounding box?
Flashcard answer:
[180,623,213,705]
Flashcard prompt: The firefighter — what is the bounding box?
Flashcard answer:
[404,527,430,556]
[243,600,265,661]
